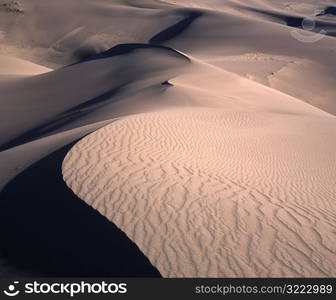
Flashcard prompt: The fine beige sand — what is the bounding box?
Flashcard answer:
[1,0,336,277]
[0,55,50,76]
[62,64,336,277]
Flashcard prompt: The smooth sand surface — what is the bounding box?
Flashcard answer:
[0,55,50,76]
[1,0,335,277]
[1,0,335,112]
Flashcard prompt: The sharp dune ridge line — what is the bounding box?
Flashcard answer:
[0,0,336,276]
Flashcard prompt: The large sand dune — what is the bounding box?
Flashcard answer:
[0,0,336,277]
[62,60,336,277]
[0,44,190,150]
[63,109,336,277]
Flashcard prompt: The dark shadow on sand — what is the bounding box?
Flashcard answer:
[0,86,124,152]
[316,6,336,17]
[0,141,161,277]
[70,43,190,66]
[244,6,336,36]
[0,43,190,152]
[149,11,202,44]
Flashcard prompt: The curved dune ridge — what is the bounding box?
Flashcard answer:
[63,108,336,277]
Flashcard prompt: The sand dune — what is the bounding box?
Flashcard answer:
[1,0,335,112]
[0,44,190,150]
[1,0,336,277]
[62,60,336,277]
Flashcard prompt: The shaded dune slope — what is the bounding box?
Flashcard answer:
[149,4,336,114]
[317,6,336,17]
[70,43,190,66]
[0,44,190,277]
[0,43,190,151]
[0,141,161,277]
[149,10,203,44]
[241,6,336,35]
[0,43,191,275]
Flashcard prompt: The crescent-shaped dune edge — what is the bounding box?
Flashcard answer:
[62,108,336,278]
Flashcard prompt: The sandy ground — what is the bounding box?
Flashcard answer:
[62,73,336,277]
[0,0,335,277]
[1,0,336,112]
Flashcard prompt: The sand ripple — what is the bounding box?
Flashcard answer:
[62,108,336,277]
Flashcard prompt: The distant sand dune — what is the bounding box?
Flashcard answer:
[0,44,190,151]
[0,55,50,76]
[63,109,336,277]
[0,0,335,113]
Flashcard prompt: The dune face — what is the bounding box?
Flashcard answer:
[1,0,336,277]
[62,106,336,278]
[0,44,190,151]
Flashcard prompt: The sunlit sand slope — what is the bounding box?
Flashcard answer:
[63,108,336,277]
